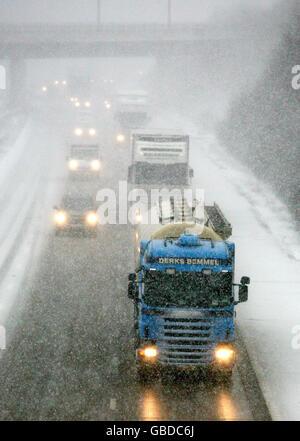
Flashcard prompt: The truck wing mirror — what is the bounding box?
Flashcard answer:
[128,282,134,299]
[238,285,248,303]
[128,273,136,282]
[240,276,250,285]
[189,168,194,178]
[128,281,138,301]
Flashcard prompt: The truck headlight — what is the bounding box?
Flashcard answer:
[86,212,98,226]
[74,128,83,136]
[89,128,96,136]
[215,346,234,362]
[139,346,158,359]
[68,159,78,170]
[54,211,67,225]
[90,159,100,171]
[85,101,91,108]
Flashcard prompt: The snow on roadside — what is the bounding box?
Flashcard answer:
[0,117,66,332]
[193,128,300,421]
[150,113,300,420]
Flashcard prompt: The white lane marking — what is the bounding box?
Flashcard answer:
[110,398,117,410]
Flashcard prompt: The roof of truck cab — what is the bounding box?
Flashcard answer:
[145,237,232,261]
[131,128,186,137]
[151,224,223,241]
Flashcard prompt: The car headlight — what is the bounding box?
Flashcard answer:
[85,101,91,108]
[86,212,98,226]
[135,209,142,223]
[116,134,125,143]
[215,346,234,362]
[74,128,83,136]
[139,346,158,359]
[68,159,78,170]
[90,159,100,171]
[89,128,96,136]
[54,211,67,225]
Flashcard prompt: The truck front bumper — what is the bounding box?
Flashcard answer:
[136,342,235,373]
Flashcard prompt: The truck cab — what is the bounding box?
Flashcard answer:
[67,126,101,179]
[128,228,249,382]
[114,90,149,128]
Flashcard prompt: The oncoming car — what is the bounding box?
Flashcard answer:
[53,194,99,236]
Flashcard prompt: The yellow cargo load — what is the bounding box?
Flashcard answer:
[151,222,223,242]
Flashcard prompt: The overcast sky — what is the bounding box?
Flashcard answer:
[0,0,283,24]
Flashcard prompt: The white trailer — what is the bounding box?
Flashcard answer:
[127,129,193,191]
[114,90,149,128]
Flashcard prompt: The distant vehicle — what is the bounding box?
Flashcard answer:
[127,130,193,191]
[67,127,101,178]
[53,194,99,236]
[114,90,149,128]
[67,74,92,103]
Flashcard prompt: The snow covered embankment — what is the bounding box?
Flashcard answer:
[0,118,66,328]
[191,130,300,421]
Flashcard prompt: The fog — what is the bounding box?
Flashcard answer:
[0,0,299,422]
[0,0,284,24]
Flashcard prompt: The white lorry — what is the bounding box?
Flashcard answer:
[114,90,149,128]
[127,130,193,191]
[66,126,101,179]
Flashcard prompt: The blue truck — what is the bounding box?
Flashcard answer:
[128,205,250,382]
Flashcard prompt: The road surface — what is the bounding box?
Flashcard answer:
[0,112,270,421]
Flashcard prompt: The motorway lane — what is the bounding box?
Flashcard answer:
[0,116,260,420]
[0,223,253,421]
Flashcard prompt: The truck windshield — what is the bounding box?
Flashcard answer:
[71,145,98,159]
[143,270,233,308]
[62,197,94,211]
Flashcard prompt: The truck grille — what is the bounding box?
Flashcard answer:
[158,317,214,365]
